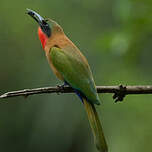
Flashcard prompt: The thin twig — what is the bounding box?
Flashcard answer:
[1,85,152,102]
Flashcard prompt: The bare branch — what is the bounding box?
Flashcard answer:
[1,85,152,102]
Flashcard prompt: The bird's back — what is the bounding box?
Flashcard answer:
[50,43,100,105]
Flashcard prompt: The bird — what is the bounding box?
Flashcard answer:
[26,9,108,152]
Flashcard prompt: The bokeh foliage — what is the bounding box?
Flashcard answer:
[0,0,152,152]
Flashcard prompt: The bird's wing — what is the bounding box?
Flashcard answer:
[49,46,100,105]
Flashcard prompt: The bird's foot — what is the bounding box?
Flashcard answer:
[57,83,69,94]
[113,84,126,103]
[57,82,69,89]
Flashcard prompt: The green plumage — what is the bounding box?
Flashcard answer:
[50,46,108,152]
[83,98,108,152]
[50,46,100,105]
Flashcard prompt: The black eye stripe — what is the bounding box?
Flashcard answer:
[42,20,47,25]
[41,22,51,37]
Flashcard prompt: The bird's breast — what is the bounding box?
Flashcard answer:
[44,33,78,81]
[45,50,64,80]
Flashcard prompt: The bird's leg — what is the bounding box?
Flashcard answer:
[57,81,70,94]
[57,81,69,88]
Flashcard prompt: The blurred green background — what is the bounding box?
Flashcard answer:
[0,0,152,152]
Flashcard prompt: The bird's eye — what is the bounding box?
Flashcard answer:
[42,20,47,25]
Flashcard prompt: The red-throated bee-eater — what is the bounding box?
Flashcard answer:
[27,9,108,152]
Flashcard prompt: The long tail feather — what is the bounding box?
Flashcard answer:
[83,98,108,152]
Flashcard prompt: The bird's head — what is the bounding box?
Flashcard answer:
[26,9,63,49]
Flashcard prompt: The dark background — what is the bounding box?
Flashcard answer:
[0,0,152,152]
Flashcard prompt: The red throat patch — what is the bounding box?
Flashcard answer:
[38,27,48,49]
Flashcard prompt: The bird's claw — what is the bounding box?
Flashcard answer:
[57,83,69,94]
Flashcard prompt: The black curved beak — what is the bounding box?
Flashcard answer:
[26,8,45,25]
[26,8,51,37]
